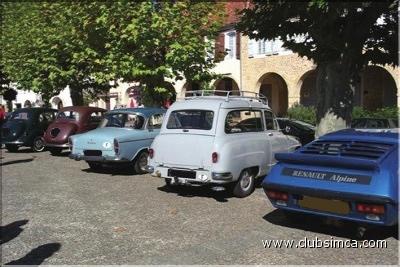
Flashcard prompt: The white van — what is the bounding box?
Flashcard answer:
[146,91,300,197]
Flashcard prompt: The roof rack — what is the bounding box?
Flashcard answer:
[183,90,268,105]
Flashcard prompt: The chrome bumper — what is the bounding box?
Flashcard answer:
[45,142,69,148]
[69,153,129,163]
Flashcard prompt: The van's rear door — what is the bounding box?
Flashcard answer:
[152,109,217,169]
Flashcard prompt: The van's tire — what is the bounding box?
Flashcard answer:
[88,162,103,171]
[49,147,63,156]
[32,137,45,152]
[232,169,255,198]
[5,144,19,152]
[165,178,172,187]
[134,150,149,174]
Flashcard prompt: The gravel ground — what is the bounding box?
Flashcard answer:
[1,148,398,265]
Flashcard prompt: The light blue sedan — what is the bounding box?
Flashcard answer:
[69,108,165,173]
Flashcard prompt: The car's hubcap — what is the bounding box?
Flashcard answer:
[34,138,44,151]
[240,171,252,191]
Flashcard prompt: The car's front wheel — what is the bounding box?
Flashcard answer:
[134,150,149,174]
[5,144,19,152]
[232,169,255,198]
[32,137,45,152]
[48,147,63,156]
[87,162,103,171]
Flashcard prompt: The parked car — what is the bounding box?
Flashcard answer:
[147,91,301,198]
[262,128,398,229]
[44,106,106,155]
[276,118,315,145]
[1,107,58,152]
[351,118,398,128]
[69,108,165,173]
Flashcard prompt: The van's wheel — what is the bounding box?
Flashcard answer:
[134,150,149,174]
[49,147,63,156]
[232,169,255,198]
[5,144,19,152]
[165,178,172,187]
[88,162,103,171]
[32,137,45,152]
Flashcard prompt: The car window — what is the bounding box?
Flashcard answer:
[57,111,79,121]
[39,111,55,123]
[88,111,103,124]
[10,111,29,120]
[148,114,164,129]
[225,110,263,134]
[100,113,144,129]
[351,119,366,128]
[167,110,213,130]
[264,111,277,130]
[366,119,388,128]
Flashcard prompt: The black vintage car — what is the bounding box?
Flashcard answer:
[1,107,58,152]
[276,118,315,145]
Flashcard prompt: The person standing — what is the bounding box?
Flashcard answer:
[0,104,5,127]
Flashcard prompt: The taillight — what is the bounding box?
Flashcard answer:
[149,148,154,159]
[114,139,119,155]
[265,190,289,201]
[212,152,218,163]
[356,203,385,215]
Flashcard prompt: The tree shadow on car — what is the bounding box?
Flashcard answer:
[157,184,233,203]
[263,209,398,240]
[0,158,34,166]
[5,242,61,265]
[1,219,29,245]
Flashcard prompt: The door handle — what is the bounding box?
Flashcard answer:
[268,132,273,136]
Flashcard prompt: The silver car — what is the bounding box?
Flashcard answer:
[147,91,300,197]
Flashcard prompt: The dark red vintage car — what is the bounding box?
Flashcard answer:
[44,106,106,155]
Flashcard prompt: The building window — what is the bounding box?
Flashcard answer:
[249,38,286,57]
[225,31,236,59]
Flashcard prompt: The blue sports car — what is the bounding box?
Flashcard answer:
[69,108,165,173]
[262,129,398,227]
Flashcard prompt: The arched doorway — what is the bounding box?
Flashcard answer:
[214,77,240,95]
[182,81,201,97]
[24,100,32,108]
[360,66,397,110]
[299,70,317,107]
[257,73,288,116]
[51,97,63,109]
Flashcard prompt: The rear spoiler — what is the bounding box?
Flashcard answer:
[275,153,379,171]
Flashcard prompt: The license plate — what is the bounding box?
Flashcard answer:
[299,196,350,215]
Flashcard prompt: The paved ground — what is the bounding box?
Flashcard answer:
[1,148,398,265]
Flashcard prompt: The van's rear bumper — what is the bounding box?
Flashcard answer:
[149,165,233,185]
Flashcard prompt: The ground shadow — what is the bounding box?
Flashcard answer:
[0,158,34,166]
[5,148,34,153]
[263,209,398,240]
[81,165,138,176]
[5,242,61,265]
[48,151,70,157]
[0,220,29,245]
[157,184,233,203]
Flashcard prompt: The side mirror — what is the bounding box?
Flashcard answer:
[284,126,291,133]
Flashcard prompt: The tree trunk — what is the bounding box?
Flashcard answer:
[315,61,360,137]
[69,84,84,106]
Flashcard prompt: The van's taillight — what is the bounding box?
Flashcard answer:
[149,148,154,159]
[212,152,218,163]
[114,139,119,155]
[356,203,385,215]
[265,190,289,201]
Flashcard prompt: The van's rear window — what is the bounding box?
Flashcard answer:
[167,110,214,130]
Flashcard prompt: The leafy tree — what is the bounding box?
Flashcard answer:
[97,0,224,106]
[1,1,224,107]
[1,2,113,105]
[237,1,398,136]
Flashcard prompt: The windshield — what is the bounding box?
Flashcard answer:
[99,113,145,129]
[57,111,79,121]
[167,110,214,130]
[10,111,30,120]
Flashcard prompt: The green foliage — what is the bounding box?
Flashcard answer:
[352,106,399,119]
[287,103,317,125]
